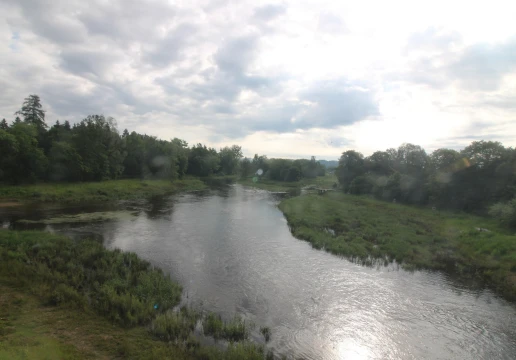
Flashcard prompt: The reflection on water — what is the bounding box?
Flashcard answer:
[1,185,516,359]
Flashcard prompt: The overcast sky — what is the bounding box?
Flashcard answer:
[1,0,515,159]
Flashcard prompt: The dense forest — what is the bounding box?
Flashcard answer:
[0,95,324,184]
[336,143,516,226]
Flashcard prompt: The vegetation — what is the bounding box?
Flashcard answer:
[0,230,271,359]
[203,313,249,342]
[0,178,206,203]
[239,174,338,193]
[260,326,271,342]
[279,192,516,300]
[335,143,516,225]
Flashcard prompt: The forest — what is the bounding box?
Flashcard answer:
[335,143,516,227]
[0,95,324,184]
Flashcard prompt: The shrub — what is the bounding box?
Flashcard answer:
[489,198,516,228]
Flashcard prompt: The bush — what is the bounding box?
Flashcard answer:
[203,313,249,342]
[489,198,516,228]
[150,309,199,342]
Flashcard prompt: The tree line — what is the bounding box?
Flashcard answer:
[336,142,516,226]
[0,95,325,184]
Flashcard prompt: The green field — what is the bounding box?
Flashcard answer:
[0,178,207,204]
[238,174,338,192]
[278,192,516,301]
[0,230,273,360]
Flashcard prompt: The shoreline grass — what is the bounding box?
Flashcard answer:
[238,175,338,193]
[0,178,207,204]
[0,230,271,359]
[278,192,516,301]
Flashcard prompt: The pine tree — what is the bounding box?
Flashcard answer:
[15,94,47,129]
[0,118,8,130]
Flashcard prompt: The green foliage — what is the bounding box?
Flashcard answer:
[150,308,200,342]
[0,123,48,183]
[279,192,516,301]
[0,178,206,203]
[15,94,47,130]
[203,313,249,342]
[187,144,221,177]
[240,157,252,179]
[219,145,243,175]
[0,231,182,326]
[332,142,516,225]
[489,198,516,228]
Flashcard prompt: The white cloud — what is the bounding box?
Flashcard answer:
[1,0,515,157]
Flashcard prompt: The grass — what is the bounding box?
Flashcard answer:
[0,178,207,204]
[238,174,338,193]
[0,230,272,359]
[278,192,516,301]
[203,313,249,342]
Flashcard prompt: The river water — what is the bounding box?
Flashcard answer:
[2,184,516,359]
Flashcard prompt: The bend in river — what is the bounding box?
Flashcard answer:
[2,185,516,359]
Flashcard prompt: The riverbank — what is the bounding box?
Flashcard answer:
[0,178,207,204]
[238,175,337,192]
[0,230,271,359]
[278,192,516,301]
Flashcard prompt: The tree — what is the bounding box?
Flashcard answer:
[240,157,252,179]
[461,141,507,168]
[2,122,47,183]
[187,144,220,177]
[15,95,47,129]
[0,119,8,130]
[71,115,125,181]
[219,145,243,175]
[0,129,18,182]
[336,150,365,190]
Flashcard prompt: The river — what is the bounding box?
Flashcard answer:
[2,184,516,359]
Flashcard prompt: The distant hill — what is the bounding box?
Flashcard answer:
[318,160,339,168]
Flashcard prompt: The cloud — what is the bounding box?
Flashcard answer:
[448,38,516,91]
[1,0,515,156]
[401,30,516,92]
[253,4,287,21]
[142,23,200,68]
[404,27,462,55]
[59,49,121,78]
[317,13,348,34]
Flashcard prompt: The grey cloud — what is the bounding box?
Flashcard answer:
[480,95,516,109]
[214,35,259,73]
[448,38,516,91]
[78,0,177,44]
[295,81,378,129]
[7,0,88,44]
[402,31,516,92]
[143,23,199,68]
[317,13,348,34]
[253,4,287,21]
[59,49,121,78]
[210,80,378,138]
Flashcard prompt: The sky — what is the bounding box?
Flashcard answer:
[1,0,515,159]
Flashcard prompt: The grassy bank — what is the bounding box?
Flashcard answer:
[279,192,516,301]
[238,175,338,192]
[0,178,207,204]
[0,230,272,359]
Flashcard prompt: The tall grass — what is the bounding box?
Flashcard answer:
[0,230,273,359]
[279,192,516,301]
[0,178,207,203]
